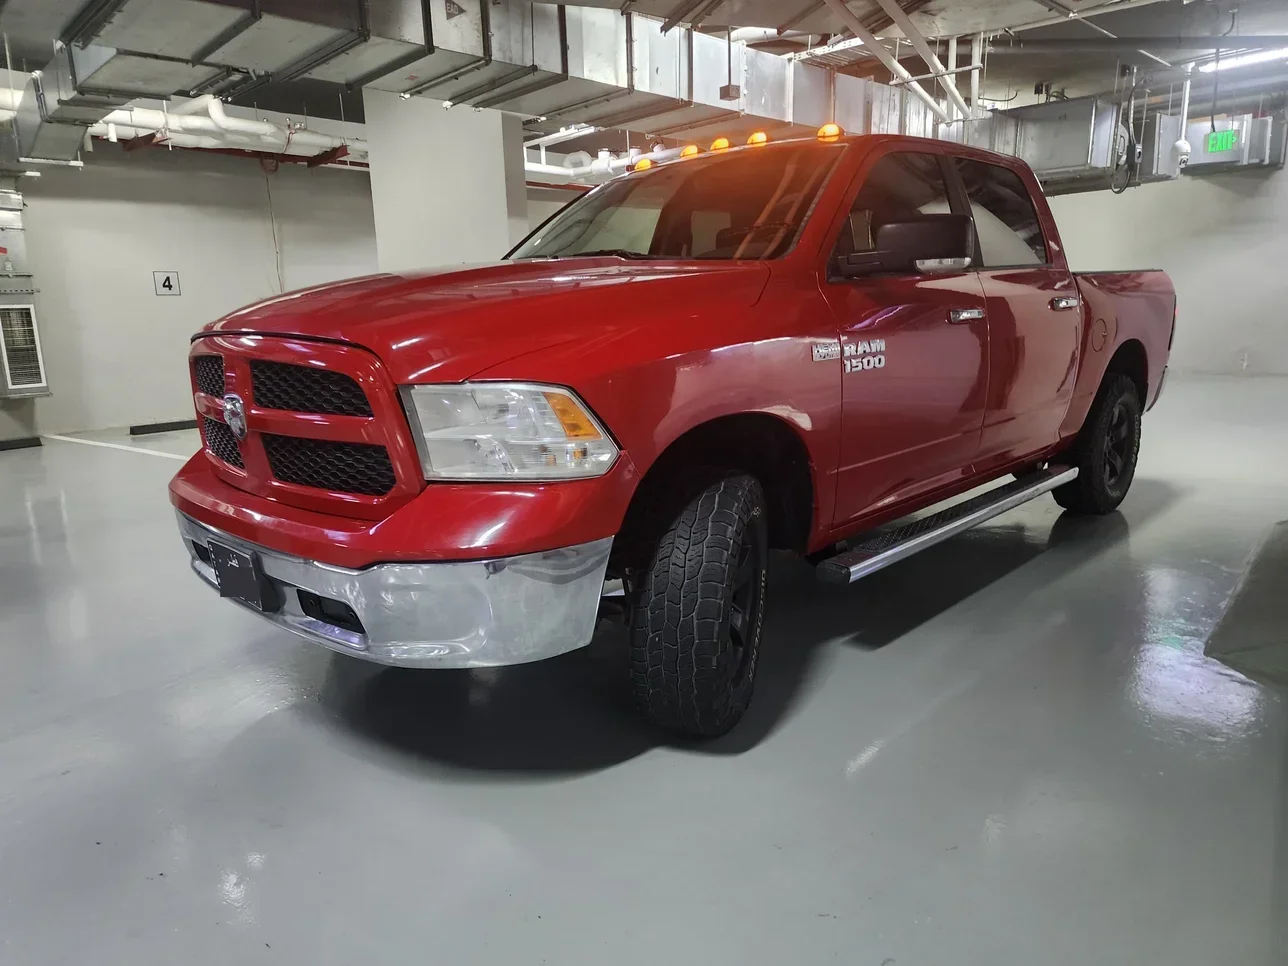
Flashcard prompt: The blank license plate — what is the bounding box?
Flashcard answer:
[209,542,278,612]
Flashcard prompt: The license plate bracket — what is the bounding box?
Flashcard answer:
[208,541,281,612]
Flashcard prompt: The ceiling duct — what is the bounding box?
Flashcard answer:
[10,42,228,162]
[54,0,434,99]
[365,1,928,146]
[939,94,1188,195]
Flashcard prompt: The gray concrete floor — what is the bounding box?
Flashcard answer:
[2,376,1286,966]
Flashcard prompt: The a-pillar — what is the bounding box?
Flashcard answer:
[362,89,528,274]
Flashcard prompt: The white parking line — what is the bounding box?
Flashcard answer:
[43,434,192,461]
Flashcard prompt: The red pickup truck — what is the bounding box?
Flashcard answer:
[171,132,1175,736]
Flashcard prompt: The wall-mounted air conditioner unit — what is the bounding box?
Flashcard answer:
[0,304,48,398]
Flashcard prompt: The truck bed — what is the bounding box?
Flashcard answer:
[1074,269,1176,410]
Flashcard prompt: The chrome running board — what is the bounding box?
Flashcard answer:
[816,466,1079,585]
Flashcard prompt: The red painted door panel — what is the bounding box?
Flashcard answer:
[975,268,1081,467]
[950,156,1080,469]
[820,148,989,528]
[823,272,989,526]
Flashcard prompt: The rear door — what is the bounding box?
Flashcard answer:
[821,148,990,528]
[950,156,1081,469]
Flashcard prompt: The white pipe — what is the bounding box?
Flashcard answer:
[1006,0,1170,34]
[946,36,959,121]
[872,0,974,120]
[820,0,950,123]
[1179,64,1193,130]
[970,32,983,117]
[523,145,687,181]
[0,87,366,162]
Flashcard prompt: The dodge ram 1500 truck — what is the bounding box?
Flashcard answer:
[171,131,1176,736]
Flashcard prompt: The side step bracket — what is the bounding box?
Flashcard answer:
[816,466,1079,585]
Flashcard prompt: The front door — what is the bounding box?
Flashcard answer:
[951,156,1081,469]
[821,150,990,528]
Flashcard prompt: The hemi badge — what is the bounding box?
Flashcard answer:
[812,342,841,362]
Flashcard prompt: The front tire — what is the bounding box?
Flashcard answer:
[628,473,768,737]
[1054,373,1142,515]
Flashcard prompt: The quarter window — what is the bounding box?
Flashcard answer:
[954,159,1048,266]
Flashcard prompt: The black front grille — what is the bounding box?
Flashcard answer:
[203,416,244,469]
[193,355,225,397]
[262,434,395,496]
[250,361,372,417]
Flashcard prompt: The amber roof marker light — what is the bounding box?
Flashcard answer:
[747,131,769,145]
[680,144,700,157]
[633,157,653,171]
[818,123,843,141]
[710,136,731,151]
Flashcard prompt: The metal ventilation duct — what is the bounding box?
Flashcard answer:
[6,0,943,162]
[939,94,1190,194]
[364,1,935,143]
[12,44,159,162]
[56,0,433,96]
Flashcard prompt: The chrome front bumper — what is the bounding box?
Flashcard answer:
[177,512,613,669]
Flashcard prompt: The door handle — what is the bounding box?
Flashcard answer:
[949,307,985,324]
[1050,296,1080,311]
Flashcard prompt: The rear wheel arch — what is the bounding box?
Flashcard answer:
[1104,338,1148,404]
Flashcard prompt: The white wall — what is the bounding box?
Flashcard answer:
[1048,167,1288,375]
[21,148,377,434]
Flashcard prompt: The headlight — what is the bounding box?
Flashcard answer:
[401,383,619,481]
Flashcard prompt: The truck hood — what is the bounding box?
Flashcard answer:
[202,259,771,383]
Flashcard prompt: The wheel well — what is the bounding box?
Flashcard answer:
[613,414,816,570]
[1106,339,1148,402]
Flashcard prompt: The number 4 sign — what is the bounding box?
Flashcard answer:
[154,271,181,296]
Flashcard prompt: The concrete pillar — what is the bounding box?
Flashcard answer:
[362,89,528,274]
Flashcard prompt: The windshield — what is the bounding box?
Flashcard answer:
[510,142,844,261]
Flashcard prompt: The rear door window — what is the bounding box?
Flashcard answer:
[954,159,1049,267]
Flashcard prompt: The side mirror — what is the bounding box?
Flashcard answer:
[835,214,973,278]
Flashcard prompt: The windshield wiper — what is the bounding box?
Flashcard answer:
[560,249,659,260]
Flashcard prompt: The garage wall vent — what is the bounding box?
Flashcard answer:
[0,306,48,397]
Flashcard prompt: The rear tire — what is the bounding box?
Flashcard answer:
[1053,373,1142,515]
[628,472,768,737]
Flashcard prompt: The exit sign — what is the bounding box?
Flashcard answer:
[1207,129,1239,153]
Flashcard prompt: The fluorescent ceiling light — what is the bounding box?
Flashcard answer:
[1198,46,1288,73]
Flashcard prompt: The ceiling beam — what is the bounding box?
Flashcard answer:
[820,0,949,122]
[871,0,973,119]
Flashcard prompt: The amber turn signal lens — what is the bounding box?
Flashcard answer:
[747,131,769,145]
[817,123,842,140]
[710,136,731,151]
[543,392,603,440]
[633,158,653,171]
[680,144,700,157]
